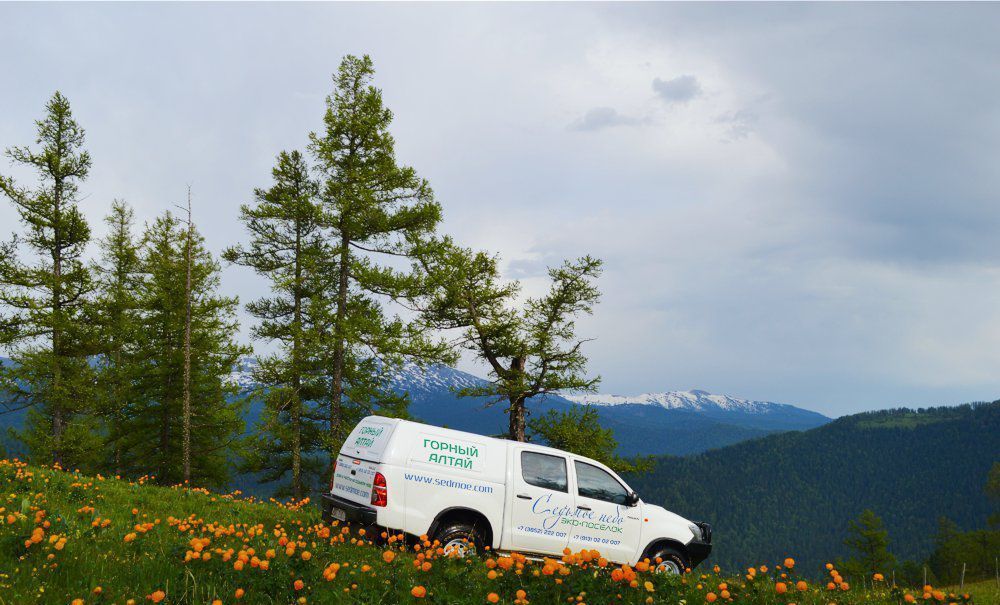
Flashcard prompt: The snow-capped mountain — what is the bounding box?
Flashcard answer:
[565,389,794,415]
[5,356,830,458]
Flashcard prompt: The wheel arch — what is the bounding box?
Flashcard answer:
[640,538,690,566]
[426,506,496,549]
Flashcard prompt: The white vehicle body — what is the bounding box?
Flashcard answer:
[322,416,711,571]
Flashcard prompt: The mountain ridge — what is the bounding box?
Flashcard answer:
[2,356,831,459]
[626,400,1000,571]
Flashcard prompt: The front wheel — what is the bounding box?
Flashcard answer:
[649,547,688,574]
[434,522,485,559]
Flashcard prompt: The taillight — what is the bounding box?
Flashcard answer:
[371,472,387,507]
[329,459,338,492]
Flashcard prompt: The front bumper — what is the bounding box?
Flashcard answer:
[689,522,713,568]
[321,493,377,526]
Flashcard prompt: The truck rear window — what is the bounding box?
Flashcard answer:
[521,451,567,492]
[342,418,395,461]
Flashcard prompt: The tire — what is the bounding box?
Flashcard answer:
[433,522,485,559]
[649,546,688,575]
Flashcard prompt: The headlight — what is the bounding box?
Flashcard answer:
[688,522,702,541]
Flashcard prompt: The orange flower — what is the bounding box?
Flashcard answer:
[383,550,396,563]
[775,582,788,594]
[796,580,808,591]
[784,557,795,569]
[706,593,717,603]
[294,579,304,591]
[149,591,166,603]
[487,594,499,604]
[411,586,426,598]
[235,588,245,599]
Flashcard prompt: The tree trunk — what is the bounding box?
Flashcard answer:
[329,232,350,476]
[508,356,528,441]
[51,176,64,465]
[290,221,303,500]
[182,189,193,484]
[508,396,528,442]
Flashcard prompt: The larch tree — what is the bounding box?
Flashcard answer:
[841,509,897,579]
[120,211,247,488]
[224,150,329,498]
[0,91,100,469]
[92,200,143,473]
[308,55,452,468]
[422,244,603,441]
[528,405,651,474]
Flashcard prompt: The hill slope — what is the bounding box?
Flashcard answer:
[626,401,1000,571]
[0,459,956,604]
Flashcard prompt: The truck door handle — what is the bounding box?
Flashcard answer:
[577,505,592,511]
[517,494,532,500]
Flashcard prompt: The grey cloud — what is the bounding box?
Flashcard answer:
[5,3,1000,416]
[652,75,702,104]
[715,108,757,140]
[570,106,645,132]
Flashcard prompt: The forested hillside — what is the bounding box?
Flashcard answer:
[627,401,1000,572]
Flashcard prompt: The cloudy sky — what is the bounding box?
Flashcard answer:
[2,3,1000,417]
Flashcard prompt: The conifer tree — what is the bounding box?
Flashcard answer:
[422,244,602,441]
[308,55,451,466]
[224,150,328,498]
[841,509,897,578]
[93,200,143,473]
[0,92,100,469]
[119,211,246,487]
[528,406,650,474]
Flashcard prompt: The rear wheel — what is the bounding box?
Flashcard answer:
[434,522,484,559]
[649,546,688,575]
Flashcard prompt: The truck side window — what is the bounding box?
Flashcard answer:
[574,461,629,505]
[521,452,568,492]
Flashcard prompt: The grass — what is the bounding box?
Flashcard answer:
[943,580,999,604]
[0,459,979,604]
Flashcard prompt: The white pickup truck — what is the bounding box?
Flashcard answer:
[322,416,711,573]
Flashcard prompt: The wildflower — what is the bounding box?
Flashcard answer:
[796,580,808,591]
[149,590,166,603]
[775,582,788,594]
[784,557,795,568]
[487,594,499,603]
[383,550,396,563]
[411,586,427,598]
[294,579,304,591]
[706,593,717,603]
[235,588,245,599]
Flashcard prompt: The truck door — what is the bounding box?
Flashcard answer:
[566,460,643,564]
[506,449,573,555]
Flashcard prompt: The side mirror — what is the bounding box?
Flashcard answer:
[626,491,640,507]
